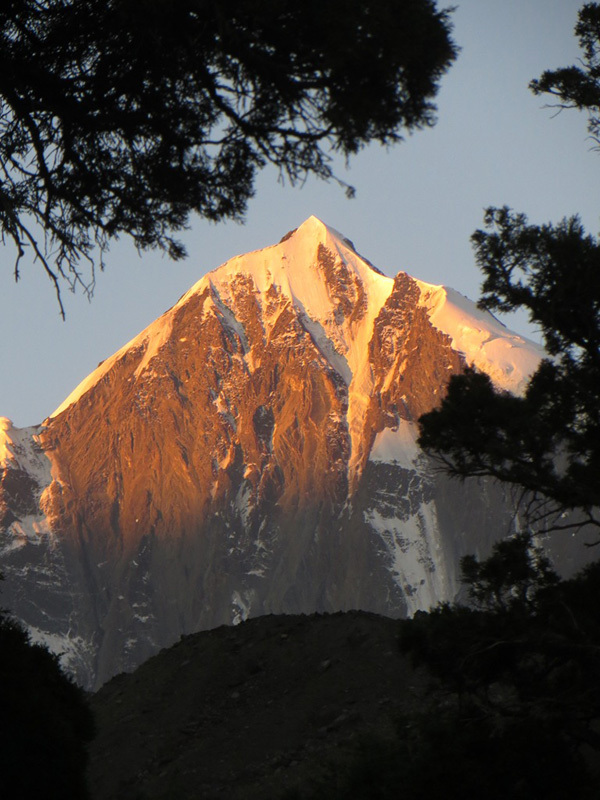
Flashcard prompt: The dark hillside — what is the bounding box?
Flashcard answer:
[88,611,422,799]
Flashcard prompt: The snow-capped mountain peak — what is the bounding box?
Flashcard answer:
[51,216,542,420]
[1,217,560,691]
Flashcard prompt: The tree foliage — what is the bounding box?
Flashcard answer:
[0,0,456,312]
[418,6,600,534]
[418,211,600,533]
[0,610,94,798]
[531,2,600,147]
[306,538,600,799]
[394,538,600,799]
[402,9,600,787]
[319,8,600,798]
[459,530,560,612]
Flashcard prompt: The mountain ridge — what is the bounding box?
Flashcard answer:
[51,216,542,421]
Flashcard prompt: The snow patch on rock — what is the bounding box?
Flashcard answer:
[0,419,51,487]
[365,498,452,615]
[27,625,96,679]
[369,420,422,471]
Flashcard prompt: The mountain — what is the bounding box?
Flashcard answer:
[0,216,579,689]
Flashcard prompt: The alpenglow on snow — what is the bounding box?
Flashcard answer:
[1,216,561,690]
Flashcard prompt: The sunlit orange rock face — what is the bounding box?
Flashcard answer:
[0,218,544,688]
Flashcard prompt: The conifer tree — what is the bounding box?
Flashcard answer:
[0,608,94,798]
[418,3,600,535]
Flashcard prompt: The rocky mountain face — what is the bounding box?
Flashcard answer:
[0,217,573,689]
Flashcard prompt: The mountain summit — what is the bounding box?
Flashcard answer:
[0,218,551,688]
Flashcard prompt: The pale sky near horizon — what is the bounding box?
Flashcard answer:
[1,0,597,428]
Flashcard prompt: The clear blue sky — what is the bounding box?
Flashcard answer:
[1,0,596,427]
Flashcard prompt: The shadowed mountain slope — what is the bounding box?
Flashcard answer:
[88,611,419,800]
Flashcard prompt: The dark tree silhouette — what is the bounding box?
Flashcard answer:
[418,211,600,534]
[0,0,456,312]
[393,538,600,800]
[309,538,600,799]
[0,610,94,798]
[531,2,600,147]
[318,9,600,797]
[418,4,600,535]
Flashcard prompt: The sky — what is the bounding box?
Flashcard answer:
[1,0,597,428]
